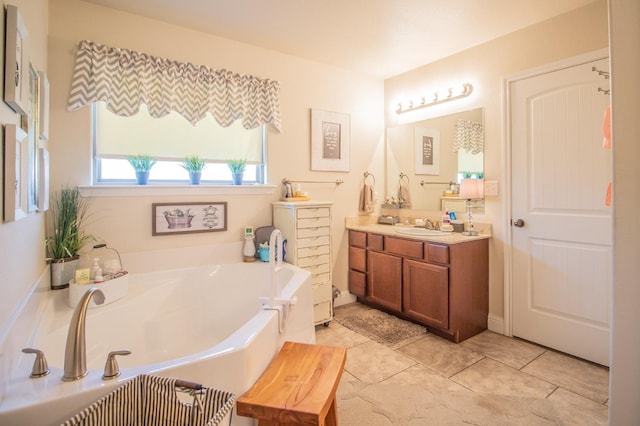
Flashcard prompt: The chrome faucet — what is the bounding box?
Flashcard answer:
[62,287,105,381]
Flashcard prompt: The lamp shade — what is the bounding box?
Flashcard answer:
[459,178,484,199]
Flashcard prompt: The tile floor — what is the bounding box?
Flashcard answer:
[316,303,609,425]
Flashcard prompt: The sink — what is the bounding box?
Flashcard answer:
[395,228,451,236]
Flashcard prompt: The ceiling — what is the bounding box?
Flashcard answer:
[81,0,598,79]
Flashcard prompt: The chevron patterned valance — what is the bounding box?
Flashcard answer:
[67,40,282,131]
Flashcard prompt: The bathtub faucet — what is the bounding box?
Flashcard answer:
[62,287,105,381]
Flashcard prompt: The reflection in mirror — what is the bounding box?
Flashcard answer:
[386,108,484,213]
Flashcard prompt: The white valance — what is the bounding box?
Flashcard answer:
[67,40,282,131]
[453,119,484,154]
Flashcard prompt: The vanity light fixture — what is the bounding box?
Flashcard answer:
[459,178,484,236]
[396,83,474,114]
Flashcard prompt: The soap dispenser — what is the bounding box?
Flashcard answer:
[243,226,256,262]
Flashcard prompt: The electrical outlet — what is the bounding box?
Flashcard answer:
[484,180,499,197]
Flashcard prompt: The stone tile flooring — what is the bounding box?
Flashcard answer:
[316,303,609,425]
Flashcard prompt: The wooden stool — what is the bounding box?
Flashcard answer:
[237,341,347,425]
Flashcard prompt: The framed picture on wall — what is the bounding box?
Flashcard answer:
[152,202,227,236]
[3,123,28,222]
[414,126,440,175]
[310,109,350,172]
[4,5,30,115]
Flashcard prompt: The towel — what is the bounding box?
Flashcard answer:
[359,183,375,213]
[398,181,412,208]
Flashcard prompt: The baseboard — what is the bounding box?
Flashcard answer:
[334,291,357,307]
[487,313,505,335]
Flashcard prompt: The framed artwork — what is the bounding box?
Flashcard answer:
[38,71,49,140]
[3,123,28,222]
[37,147,49,211]
[4,5,30,115]
[414,126,440,175]
[310,109,350,172]
[152,202,227,236]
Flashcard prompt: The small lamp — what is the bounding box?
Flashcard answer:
[459,178,484,236]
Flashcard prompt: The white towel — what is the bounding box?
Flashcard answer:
[398,181,412,208]
[359,183,375,213]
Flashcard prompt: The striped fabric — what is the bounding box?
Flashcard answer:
[67,40,282,132]
[61,375,236,426]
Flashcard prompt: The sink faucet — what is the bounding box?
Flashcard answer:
[62,287,105,381]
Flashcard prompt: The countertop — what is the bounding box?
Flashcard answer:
[346,223,491,245]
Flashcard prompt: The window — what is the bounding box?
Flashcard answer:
[93,103,265,184]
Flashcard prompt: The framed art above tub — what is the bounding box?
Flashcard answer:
[152,202,227,235]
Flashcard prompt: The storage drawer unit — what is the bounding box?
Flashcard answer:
[273,201,334,326]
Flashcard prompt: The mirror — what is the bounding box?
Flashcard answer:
[385,108,484,212]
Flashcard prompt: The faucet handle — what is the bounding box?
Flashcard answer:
[22,348,50,378]
[102,350,131,380]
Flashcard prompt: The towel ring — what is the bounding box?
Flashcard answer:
[364,171,376,185]
[399,172,410,184]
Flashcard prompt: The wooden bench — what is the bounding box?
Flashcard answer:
[237,341,347,425]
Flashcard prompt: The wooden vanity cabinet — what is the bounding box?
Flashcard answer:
[348,229,488,343]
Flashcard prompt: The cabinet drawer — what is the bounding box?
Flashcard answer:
[312,281,332,303]
[384,236,423,259]
[298,217,331,229]
[298,244,330,258]
[348,269,366,297]
[310,272,330,285]
[349,230,367,248]
[298,235,330,248]
[297,207,330,219]
[303,262,330,276]
[298,254,330,268]
[426,243,449,264]
[313,300,332,324]
[368,233,383,251]
[349,246,366,272]
[298,227,330,238]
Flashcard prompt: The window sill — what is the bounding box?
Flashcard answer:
[78,184,278,197]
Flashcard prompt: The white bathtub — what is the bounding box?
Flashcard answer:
[0,261,315,425]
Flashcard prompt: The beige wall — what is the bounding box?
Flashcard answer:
[0,1,49,331]
[384,0,609,323]
[44,0,384,308]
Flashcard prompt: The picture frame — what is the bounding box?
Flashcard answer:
[38,71,49,141]
[37,147,49,211]
[414,126,440,175]
[3,123,28,222]
[152,202,227,236]
[4,5,30,115]
[310,109,350,172]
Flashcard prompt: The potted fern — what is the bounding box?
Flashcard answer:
[46,186,94,289]
[182,155,207,185]
[127,155,156,184]
[227,159,246,185]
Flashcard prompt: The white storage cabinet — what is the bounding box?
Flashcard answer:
[273,201,333,326]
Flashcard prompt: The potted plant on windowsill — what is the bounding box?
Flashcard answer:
[127,155,156,184]
[181,155,208,185]
[45,186,94,290]
[227,159,246,185]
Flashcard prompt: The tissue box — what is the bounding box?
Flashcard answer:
[68,273,129,309]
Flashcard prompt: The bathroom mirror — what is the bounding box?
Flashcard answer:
[385,108,484,212]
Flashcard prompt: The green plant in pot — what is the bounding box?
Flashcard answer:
[182,155,208,185]
[127,155,156,184]
[45,186,94,290]
[227,159,246,185]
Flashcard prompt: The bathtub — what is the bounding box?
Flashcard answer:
[0,261,315,425]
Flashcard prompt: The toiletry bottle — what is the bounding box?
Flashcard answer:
[89,258,100,280]
[442,211,451,224]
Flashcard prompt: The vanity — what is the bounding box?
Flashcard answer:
[347,224,489,343]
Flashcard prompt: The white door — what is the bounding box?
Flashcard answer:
[510,57,612,366]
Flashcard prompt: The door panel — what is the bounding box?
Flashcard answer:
[510,57,612,366]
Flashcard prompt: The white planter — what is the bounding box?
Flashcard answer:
[49,257,79,290]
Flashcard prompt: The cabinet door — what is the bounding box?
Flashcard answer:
[368,250,402,311]
[403,259,449,329]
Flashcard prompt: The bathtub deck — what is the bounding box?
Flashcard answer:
[236,341,346,425]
